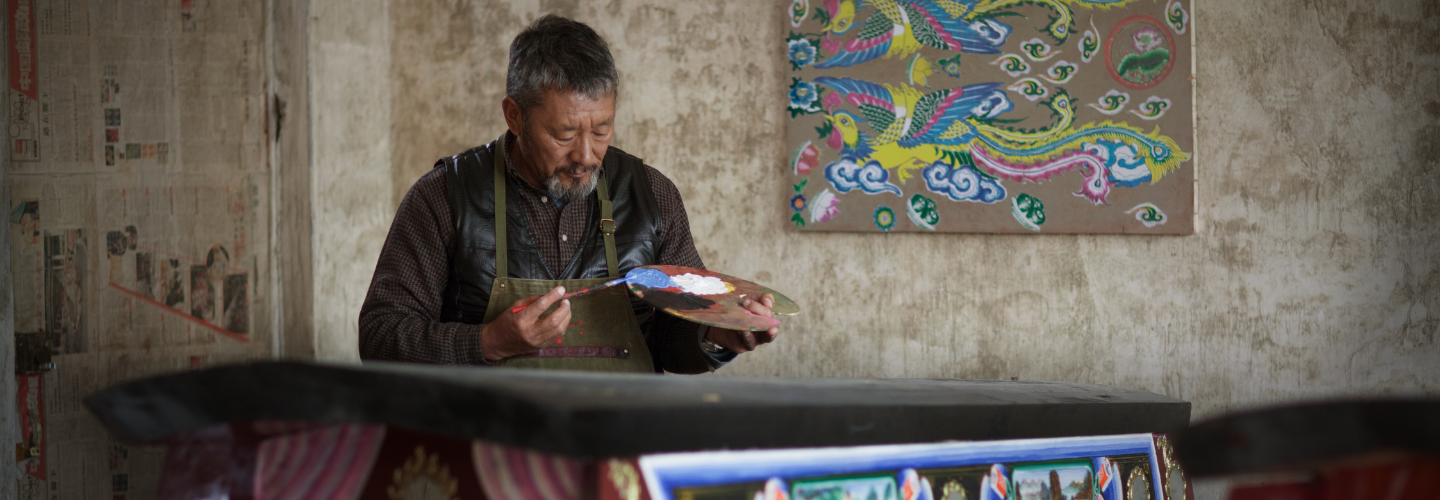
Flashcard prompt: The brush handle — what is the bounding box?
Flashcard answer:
[508,278,627,314]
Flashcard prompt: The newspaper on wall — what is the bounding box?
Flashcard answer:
[7,0,272,497]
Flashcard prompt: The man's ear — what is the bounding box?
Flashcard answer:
[502,96,525,138]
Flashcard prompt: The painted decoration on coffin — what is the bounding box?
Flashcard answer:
[786,0,1194,234]
[1011,460,1093,500]
[1095,457,1123,500]
[793,474,901,500]
[638,434,1175,500]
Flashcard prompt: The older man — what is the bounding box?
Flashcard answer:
[358,15,778,373]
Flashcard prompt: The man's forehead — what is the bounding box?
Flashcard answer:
[534,88,616,122]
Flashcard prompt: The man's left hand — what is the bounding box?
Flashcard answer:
[704,293,780,353]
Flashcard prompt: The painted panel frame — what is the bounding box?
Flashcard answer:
[639,434,1175,500]
[784,0,1195,234]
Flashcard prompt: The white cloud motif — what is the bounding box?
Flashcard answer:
[824,157,903,196]
[970,19,1011,46]
[1088,89,1130,115]
[922,161,1006,203]
[971,89,1013,119]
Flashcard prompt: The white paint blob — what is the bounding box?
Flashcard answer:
[670,274,732,295]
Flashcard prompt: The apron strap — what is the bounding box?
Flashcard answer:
[597,171,619,278]
[494,143,508,279]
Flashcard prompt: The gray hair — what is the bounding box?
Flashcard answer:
[507,15,618,115]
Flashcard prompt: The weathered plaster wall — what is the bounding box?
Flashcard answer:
[274,0,314,360]
[309,0,392,362]
[318,0,1440,421]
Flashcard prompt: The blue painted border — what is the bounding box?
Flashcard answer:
[638,434,1160,500]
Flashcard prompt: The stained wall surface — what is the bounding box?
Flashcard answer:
[310,0,392,363]
[352,0,1440,421]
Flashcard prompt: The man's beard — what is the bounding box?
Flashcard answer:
[544,163,600,202]
[515,126,601,202]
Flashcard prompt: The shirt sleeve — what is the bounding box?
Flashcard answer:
[358,168,489,365]
[642,166,738,373]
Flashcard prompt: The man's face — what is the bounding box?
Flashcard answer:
[504,89,615,201]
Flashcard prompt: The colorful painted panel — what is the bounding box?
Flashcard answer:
[784,0,1194,233]
[638,434,1187,500]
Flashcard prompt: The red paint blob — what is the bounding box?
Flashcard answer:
[553,338,564,344]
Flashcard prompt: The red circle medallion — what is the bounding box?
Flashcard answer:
[1104,15,1176,90]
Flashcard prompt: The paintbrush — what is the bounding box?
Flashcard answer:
[508,268,677,314]
[508,278,626,314]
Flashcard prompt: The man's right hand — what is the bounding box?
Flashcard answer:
[481,286,572,361]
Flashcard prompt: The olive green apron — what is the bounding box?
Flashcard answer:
[480,153,655,373]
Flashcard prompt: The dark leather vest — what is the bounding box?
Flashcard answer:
[438,140,664,324]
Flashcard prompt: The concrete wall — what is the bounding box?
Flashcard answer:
[274,0,315,361]
[314,0,1440,421]
[309,0,393,362]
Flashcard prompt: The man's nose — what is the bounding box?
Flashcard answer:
[570,135,600,167]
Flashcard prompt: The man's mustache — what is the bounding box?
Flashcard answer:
[554,164,599,177]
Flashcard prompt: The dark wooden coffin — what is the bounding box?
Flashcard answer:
[86,361,1190,457]
[1172,399,1440,477]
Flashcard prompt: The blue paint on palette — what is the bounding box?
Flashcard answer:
[625,267,675,289]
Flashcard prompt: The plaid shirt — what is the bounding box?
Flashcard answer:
[358,134,730,373]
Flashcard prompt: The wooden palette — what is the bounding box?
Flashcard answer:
[626,265,800,331]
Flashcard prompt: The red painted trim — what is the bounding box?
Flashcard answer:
[1104,15,1176,90]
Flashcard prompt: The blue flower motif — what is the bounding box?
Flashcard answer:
[938,55,962,78]
[788,78,820,112]
[790,194,807,212]
[788,39,817,70]
[874,206,896,232]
